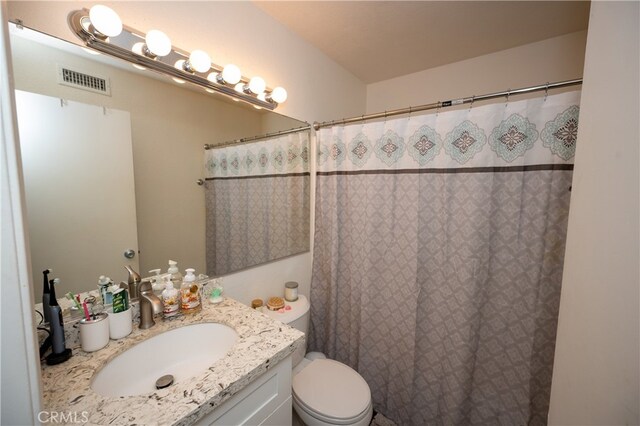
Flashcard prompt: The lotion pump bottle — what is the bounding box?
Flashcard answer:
[162,278,179,318]
[180,268,201,314]
[168,260,182,288]
[149,269,165,296]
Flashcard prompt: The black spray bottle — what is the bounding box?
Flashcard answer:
[46,278,72,365]
[42,269,51,324]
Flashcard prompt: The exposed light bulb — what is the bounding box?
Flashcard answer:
[270,87,288,104]
[145,30,172,57]
[89,5,122,37]
[257,93,267,102]
[221,64,241,85]
[234,83,245,93]
[132,42,144,55]
[207,72,219,83]
[248,76,266,95]
[174,59,186,70]
[186,50,211,73]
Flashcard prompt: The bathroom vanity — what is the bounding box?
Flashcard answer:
[40,298,304,425]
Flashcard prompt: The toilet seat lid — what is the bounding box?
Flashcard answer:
[293,359,371,421]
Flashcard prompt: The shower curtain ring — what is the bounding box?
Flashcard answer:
[408,106,412,121]
[469,95,475,111]
[505,89,511,107]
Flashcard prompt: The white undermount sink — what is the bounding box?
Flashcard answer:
[91,323,238,397]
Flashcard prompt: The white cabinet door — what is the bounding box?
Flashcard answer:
[16,90,138,296]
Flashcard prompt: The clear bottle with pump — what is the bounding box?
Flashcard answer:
[168,260,182,288]
[180,268,201,314]
[149,269,165,296]
[162,276,180,318]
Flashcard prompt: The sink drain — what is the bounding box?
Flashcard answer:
[156,374,174,390]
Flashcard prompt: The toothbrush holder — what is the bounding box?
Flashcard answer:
[108,307,133,340]
[79,313,110,352]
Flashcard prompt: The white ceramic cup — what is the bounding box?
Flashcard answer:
[108,307,133,340]
[79,312,110,352]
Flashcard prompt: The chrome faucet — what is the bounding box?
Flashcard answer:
[138,281,163,329]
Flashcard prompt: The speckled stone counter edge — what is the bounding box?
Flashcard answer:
[40,298,305,426]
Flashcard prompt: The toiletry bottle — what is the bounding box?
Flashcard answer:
[149,269,165,296]
[162,278,180,318]
[180,268,201,314]
[168,260,182,288]
[98,275,113,305]
[42,269,52,324]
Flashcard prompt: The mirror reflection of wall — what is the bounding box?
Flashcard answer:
[16,91,140,297]
[9,25,309,299]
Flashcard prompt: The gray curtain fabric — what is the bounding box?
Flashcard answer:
[203,131,311,276]
[310,169,571,425]
[309,92,580,425]
[205,174,310,276]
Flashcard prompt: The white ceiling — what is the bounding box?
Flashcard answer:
[254,1,590,84]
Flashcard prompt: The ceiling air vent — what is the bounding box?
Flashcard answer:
[57,65,111,96]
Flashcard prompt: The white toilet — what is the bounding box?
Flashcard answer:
[264,295,373,426]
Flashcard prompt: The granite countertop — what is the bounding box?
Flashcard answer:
[41,298,305,425]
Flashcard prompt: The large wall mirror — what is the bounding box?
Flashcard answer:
[9,23,310,300]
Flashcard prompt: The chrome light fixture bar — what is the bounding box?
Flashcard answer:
[68,7,287,110]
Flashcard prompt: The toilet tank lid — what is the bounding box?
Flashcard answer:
[263,294,309,325]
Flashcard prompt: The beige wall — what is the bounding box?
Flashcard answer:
[366,31,587,113]
[7,1,367,304]
[548,2,640,424]
[11,35,267,291]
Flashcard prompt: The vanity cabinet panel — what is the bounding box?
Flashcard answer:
[195,356,292,426]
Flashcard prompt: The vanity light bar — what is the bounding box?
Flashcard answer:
[68,8,284,110]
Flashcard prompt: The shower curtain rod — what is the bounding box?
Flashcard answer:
[312,78,583,131]
[204,123,312,150]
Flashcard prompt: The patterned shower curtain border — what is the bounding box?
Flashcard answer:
[317,91,580,172]
[205,131,310,178]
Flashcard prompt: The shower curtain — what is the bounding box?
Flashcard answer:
[309,92,580,425]
[204,132,310,276]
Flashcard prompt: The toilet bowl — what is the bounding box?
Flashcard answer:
[263,295,373,426]
[293,356,373,426]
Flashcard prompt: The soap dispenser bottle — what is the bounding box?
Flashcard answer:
[162,277,179,318]
[149,269,165,296]
[168,260,182,288]
[180,268,201,314]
